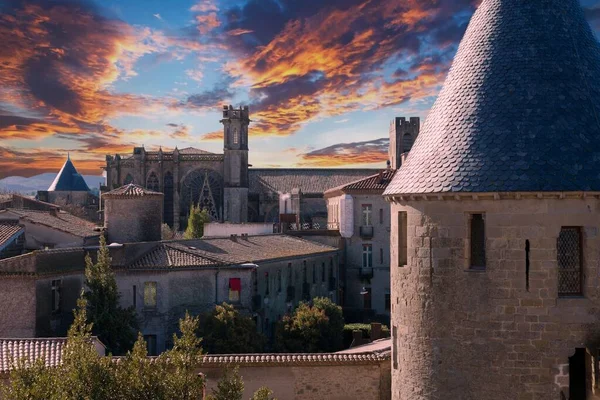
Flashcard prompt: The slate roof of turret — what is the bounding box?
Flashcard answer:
[385,0,600,196]
[48,155,90,192]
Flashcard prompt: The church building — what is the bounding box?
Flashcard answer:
[104,105,417,231]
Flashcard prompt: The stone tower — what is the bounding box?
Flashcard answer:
[384,0,600,399]
[103,184,163,244]
[221,105,250,223]
[388,117,419,169]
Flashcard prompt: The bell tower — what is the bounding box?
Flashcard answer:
[221,105,250,223]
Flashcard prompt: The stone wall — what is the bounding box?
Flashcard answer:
[390,196,600,400]
[104,196,163,244]
[201,361,390,400]
[203,222,274,237]
[0,276,36,337]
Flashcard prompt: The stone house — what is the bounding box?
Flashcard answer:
[384,0,600,399]
[325,170,397,321]
[0,234,339,354]
[0,208,100,250]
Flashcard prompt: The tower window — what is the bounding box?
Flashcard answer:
[398,211,407,267]
[233,127,239,144]
[470,213,486,269]
[558,227,583,296]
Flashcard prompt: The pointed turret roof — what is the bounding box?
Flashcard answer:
[385,0,600,196]
[48,155,90,192]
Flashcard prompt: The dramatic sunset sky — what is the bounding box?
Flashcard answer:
[2,0,600,178]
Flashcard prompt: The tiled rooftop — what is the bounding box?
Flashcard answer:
[385,0,600,195]
[128,243,223,269]
[0,222,24,249]
[0,338,66,373]
[0,234,338,274]
[102,184,163,197]
[3,209,100,238]
[177,147,215,155]
[249,168,378,195]
[325,170,396,197]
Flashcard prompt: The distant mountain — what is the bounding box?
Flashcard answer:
[0,173,104,194]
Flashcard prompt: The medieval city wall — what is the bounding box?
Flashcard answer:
[390,196,600,400]
[200,361,390,400]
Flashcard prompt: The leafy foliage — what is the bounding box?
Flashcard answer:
[251,386,278,400]
[275,297,344,353]
[184,204,210,239]
[2,300,206,400]
[199,303,265,354]
[206,366,244,400]
[84,234,138,355]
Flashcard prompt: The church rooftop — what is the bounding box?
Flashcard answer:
[385,0,600,196]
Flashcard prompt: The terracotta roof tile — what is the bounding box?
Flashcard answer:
[325,170,396,196]
[0,222,23,248]
[0,338,66,373]
[128,243,222,269]
[385,0,600,195]
[177,147,215,155]
[103,184,163,197]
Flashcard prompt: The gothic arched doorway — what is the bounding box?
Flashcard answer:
[180,169,223,228]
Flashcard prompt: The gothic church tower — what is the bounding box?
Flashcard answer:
[221,105,249,223]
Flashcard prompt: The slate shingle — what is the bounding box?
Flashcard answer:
[385,0,600,195]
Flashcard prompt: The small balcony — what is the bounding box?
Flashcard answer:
[359,225,374,239]
[359,267,374,279]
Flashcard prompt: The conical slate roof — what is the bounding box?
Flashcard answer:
[385,0,600,196]
[48,156,90,192]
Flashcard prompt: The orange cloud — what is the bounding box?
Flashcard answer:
[298,138,389,167]
[195,13,221,34]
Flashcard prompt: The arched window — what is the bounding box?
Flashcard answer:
[402,133,413,153]
[146,172,159,192]
[124,174,134,185]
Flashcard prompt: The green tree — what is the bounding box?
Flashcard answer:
[275,297,344,353]
[206,366,244,400]
[251,386,277,400]
[184,203,210,239]
[160,312,206,400]
[57,297,116,400]
[85,234,138,355]
[3,300,206,400]
[200,303,265,354]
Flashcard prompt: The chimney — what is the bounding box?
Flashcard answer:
[230,234,237,242]
[370,322,382,341]
[377,170,384,184]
